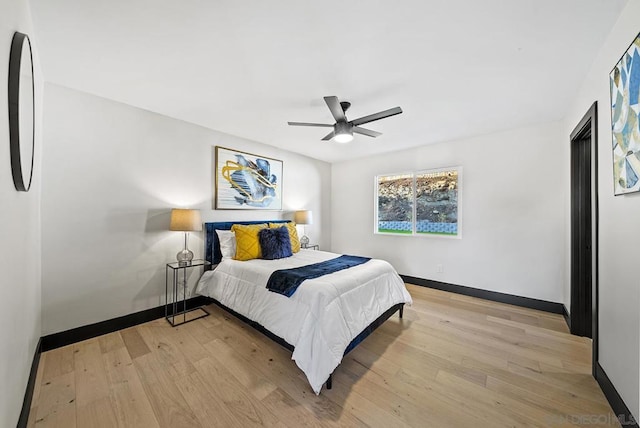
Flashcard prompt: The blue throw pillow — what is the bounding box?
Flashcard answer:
[259,226,293,260]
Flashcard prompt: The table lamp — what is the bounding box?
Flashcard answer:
[294,210,313,247]
[169,208,202,265]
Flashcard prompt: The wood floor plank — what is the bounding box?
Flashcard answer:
[32,371,76,428]
[410,309,591,367]
[317,371,411,428]
[75,397,119,428]
[194,357,283,427]
[336,355,488,428]
[505,360,610,409]
[103,347,161,428]
[136,322,197,380]
[161,322,210,364]
[132,350,202,427]
[409,299,590,359]
[120,327,151,359]
[179,314,221,345]
[390,365,533,427]
[73,339,118,427]
[73,339,111,405]
[260,387,334,428]
[175,372,245,427]
[378,316,562,372]
[203,337,278,400]
[434,369,546,427]
[487,314,589,344]
[98,331,125,354]
[358,333,489,387]
[485,375,617,425]
[41,345,75,383]
[27,284,619,427]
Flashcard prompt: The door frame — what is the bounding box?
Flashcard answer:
[569,101,599,375]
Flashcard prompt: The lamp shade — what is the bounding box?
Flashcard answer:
[169,209,202,231]
[294,210,313,225]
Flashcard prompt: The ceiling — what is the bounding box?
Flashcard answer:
[29,0,627,163]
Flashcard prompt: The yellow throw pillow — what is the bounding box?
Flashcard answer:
[270,222,300,253]
[232,223,267,261]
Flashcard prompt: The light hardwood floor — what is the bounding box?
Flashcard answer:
[27,284,620,427]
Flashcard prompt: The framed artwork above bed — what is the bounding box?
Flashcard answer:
[215,146,283,210]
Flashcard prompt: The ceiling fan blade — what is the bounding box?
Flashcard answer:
[288,121,334,127]
[321,131,335,141]
[351,107,403,126]
[353,126,382,138]
[324,96,346,122]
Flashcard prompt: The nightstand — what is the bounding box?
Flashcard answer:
[165,259,211,327]
[301,244,319,250]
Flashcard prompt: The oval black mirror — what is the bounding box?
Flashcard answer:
[8,32,35,192]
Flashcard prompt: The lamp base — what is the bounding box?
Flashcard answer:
[300,235,310,246]
[176,248,194,266]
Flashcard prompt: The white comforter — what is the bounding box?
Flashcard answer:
[195,249,412,394]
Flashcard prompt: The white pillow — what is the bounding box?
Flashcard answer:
[216,229,236,260]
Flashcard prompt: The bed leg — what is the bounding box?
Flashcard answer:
[326,374,332,390]
[399,305,404,319]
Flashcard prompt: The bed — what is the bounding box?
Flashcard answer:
[195,220,412,394]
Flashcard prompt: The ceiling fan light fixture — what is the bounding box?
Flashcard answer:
[334,131,353,143]
[334,122,353,143]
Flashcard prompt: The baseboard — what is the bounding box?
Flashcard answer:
[17,338,42,428]
[401,275,565,314]
[562,305,571,330]
[41,296,211,352]
[595,363,639,427]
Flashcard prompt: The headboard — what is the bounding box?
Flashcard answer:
[205,220,291,264]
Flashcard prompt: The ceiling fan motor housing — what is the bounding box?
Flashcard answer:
[335,121,351,134]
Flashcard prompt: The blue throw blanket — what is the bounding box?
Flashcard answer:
[266,255,371,297]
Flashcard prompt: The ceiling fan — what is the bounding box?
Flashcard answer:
[288,96,403,143]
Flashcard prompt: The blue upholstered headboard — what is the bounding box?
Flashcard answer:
[205,220,291,264]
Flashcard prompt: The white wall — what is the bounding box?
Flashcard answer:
[41,83,331,335]
[0,0,42,426]
[563,0,640,418]
[331,121,565,303]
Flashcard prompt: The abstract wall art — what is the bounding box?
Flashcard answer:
[215,146,283,210]
[610,32,640,195]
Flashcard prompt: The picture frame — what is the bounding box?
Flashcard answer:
[214,146,283,210]
[609,31,640,195]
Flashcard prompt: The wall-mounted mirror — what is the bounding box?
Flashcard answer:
[8,32,35,192]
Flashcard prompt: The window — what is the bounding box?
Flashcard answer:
[376,173,414,234]
[375,166,461,238]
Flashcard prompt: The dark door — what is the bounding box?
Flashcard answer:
[570,133,592,338]
[569,102,598,374]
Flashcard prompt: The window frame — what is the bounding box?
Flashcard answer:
[374,166,462,239]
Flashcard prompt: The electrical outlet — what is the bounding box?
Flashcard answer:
[436,264,444,273]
